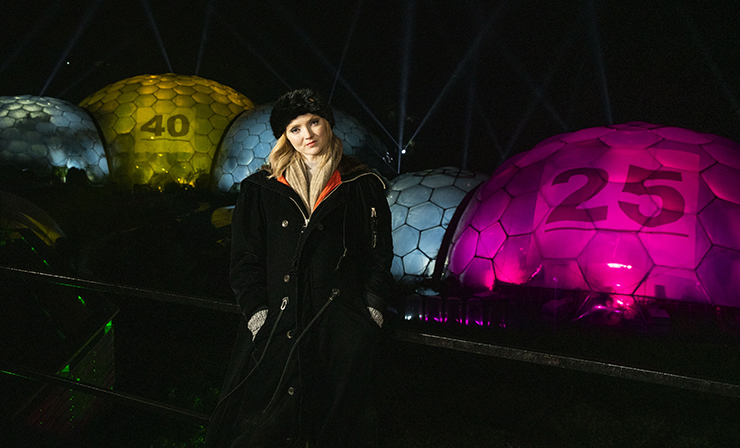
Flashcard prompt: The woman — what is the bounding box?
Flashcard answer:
[206,89,393,447]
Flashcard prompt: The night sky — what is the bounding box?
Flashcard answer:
[1,0,739,175]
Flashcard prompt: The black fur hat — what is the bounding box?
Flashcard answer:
[269,88,335,139]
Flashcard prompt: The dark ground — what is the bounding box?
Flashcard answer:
[10,296,740,448]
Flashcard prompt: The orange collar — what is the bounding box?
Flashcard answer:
[278,170,342,211]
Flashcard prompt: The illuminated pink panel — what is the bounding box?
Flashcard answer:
[592,182,651,232]
[447,226,478,275]
[560,126,614,142]
[500,191,539,236]
[599,129,662,149]
[493,235,539,284]
[637,215,698,269]
[470,190,510,232]
[635,267,710,303]
[659,170,696,214]
[459,257,495,291]
[545,141,609,171]
[693,219,712,267]
[652,126,713,145]
[591,151,695,233]
[537,164,609,233]
[702,141,740,170]
[476,223,506,258]
[698,199,740,250]
[609,122,663,131]
[696,177,715,213]
[702,163,740,205]
[510,136,564,168]
[504,161,545,196]
[590,147,661,184]
[455,197,481,233]
[538,161,608,210]
[578,232,653,294]
[529,259,587,291]
[478,163,518,200]
[696,246,740,307]
[534,227,595,259]
[648,141,714,171]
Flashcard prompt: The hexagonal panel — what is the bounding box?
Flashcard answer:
[79,73,254,189]
[392,225,420,257]
[407,202,443,230]
[635,266,710,303]
[493,234,540,284]
[696,246,740,307]
[528,258,586,291]
[698,199,740,251]
[447,225,479,276]
[0,95,108,183]
[388,167,487,283]
[578,231,654,294]
[702,163,740,205]
[459,257,494,291]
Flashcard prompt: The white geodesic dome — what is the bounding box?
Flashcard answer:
[0,95,108,183]
[387,167,488,283]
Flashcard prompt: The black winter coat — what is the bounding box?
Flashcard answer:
[206,156,393,448]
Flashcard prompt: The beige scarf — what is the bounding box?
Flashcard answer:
[285,155,338,216]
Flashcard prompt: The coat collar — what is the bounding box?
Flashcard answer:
[242,156,381,220]
[245,155,379,191]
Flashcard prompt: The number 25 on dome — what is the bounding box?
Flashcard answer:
[546,165,685,227]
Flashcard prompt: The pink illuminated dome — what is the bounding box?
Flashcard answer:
[444,122,740,307]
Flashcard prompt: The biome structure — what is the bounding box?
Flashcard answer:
[78,74,254,189]
[387,167,488,283]
[445,122,740,307]
[0,95,108,183]
[2,74,394,193]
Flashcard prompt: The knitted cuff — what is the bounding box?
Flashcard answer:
[367,307,384,328]
[247,309,268,340]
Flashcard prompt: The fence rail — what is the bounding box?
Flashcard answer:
[393,330,740,399]
[0,361,210,425]
[2,264,740,429]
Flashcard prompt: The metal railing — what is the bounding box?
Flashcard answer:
[2,263,740,431]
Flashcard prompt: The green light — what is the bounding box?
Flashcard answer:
[1,369,35,381]
[104,320,113,334]
[60,365,70,377]
[21,236,51,266]
[56,282,87,290]
[77,295,86,306]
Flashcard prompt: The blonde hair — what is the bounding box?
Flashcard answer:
[267,121,343,179]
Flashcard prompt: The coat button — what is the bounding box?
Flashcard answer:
[288,387,295,395]
[283,274,290,283]
[281,220,289,228]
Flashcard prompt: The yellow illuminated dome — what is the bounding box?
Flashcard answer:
[79,74,254,189]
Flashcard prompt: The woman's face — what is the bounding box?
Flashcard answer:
[285,113,330,163]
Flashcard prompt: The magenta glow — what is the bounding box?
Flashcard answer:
[445,122,740,307]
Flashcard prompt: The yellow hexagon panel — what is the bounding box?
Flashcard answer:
[79,73,254,189]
